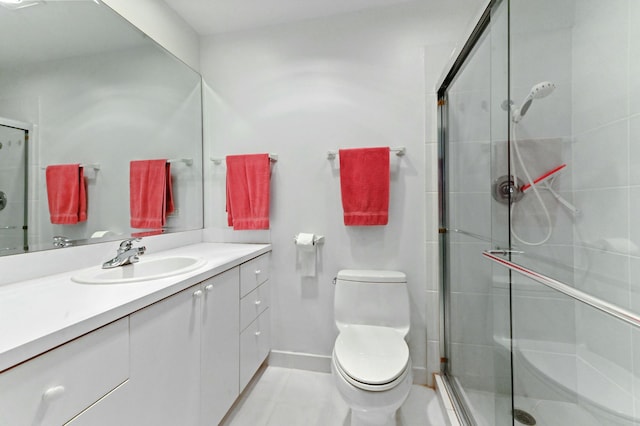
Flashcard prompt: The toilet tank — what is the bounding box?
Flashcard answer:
[334,270,410,336]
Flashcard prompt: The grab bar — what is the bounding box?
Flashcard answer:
[482,250,640,329]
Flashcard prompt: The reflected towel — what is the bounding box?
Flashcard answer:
[339,147,390,226]
[45,164,87,225]
[130,159,174,229]
[226,154,271,230]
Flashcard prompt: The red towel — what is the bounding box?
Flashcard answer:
[45,164,87,225]
[226,154,271,230]
[339,147,390,226]
[130,159,174,229]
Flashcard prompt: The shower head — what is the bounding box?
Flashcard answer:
[512,81,555,123]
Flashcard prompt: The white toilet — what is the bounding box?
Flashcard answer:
[331,270,412,426]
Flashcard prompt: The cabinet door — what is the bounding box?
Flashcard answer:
[129,286,201,425]
[201,268,240,425]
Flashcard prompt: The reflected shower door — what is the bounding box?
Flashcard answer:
[0,123,28,254]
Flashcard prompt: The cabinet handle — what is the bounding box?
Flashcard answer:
[205,284,213,292]
[255,269,261,275]
[193,290,203,298]
[42,385,65,402]
[254,300,262,306]
[255,331,262,336]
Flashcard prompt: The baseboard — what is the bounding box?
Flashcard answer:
[434,374,462,426]
[268,350,430,386]
[268,350,332,373]
[412,366,429,386]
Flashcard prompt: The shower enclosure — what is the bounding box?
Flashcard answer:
[0,121,28,255]
[438,0,640,424]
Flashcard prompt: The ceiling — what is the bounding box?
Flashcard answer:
[162,0,417,36]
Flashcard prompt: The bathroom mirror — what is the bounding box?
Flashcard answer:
[0,0,203,256]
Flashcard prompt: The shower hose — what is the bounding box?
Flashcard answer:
[510,123,553,246]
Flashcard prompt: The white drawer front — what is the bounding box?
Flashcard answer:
[240,254,270,297]
[239,308,270,390]
[240,280,270,332]
[64,381,130,426]
[0,317,129,426]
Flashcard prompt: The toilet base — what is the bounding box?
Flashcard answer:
[350,408,397,426]
[332,355,412,426]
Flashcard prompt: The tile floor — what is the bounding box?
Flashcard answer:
[221,366,447,426]
[465,389,607,426]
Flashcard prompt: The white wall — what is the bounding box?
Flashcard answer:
[103,0,200,71]
[200,0,484,385]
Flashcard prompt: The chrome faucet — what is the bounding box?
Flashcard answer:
[102,238,146,269]
[53,235,72,248]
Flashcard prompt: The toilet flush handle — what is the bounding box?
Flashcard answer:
[332,277,337,285]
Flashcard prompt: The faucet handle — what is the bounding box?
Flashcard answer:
[119,237,141,250]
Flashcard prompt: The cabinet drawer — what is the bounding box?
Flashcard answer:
[239,308,270,390]
[65,381,130,426]
[240,280,270,332]
[240,254,270,297]
[0,317,129,426]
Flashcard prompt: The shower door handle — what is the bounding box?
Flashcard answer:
[485,249,524,256]
[482,250,640,330]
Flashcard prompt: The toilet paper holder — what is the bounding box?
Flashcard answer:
[293,234,325,245]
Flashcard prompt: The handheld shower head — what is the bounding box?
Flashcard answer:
[527,81,556,99]
[512,81,555,122]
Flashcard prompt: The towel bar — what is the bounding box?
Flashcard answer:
[327,146,406,160]
[168,158,193,166]
[210,153,278,165]
[41,163,100,171]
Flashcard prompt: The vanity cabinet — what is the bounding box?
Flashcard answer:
[0,318,129,426]
[124,254,270,424]
[128,266,244,425]
[0,248,271,426]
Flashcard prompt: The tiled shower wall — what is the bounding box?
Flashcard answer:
[570,0,640,419]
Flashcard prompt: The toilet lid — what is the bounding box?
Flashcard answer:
[334,325,409,385]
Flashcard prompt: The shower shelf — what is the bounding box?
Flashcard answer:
[482,250,640,329]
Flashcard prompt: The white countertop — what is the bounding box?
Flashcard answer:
[0,242,271,372]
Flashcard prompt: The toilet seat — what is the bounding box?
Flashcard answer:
[334,325,410,392]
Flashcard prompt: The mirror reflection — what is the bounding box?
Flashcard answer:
[0,0,203,256]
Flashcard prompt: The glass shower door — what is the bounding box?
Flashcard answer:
[440,1,512,424]
[441,0,640,424]
[503,0,640,424]
[0,123,28,254]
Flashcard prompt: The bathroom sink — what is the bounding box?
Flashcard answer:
[71,256,207,284]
